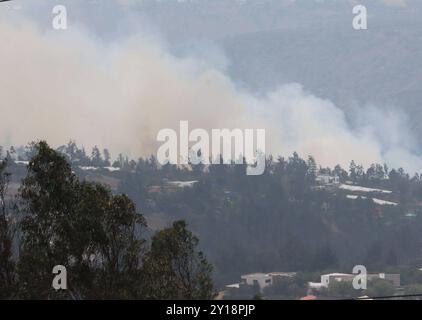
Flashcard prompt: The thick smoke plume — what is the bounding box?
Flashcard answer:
[0,14,421,172]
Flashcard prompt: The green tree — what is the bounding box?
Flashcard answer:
[142,220,214,299]
[17,141,147,299]
[404,284,422,300]
[0,158,16,299]
[328,280,361,299]
[263,274,307,299]
[17,141,79,299]
[366,279,395,298]
[91,146,103,167]
[306,155,317,183]
[79,183,147,299]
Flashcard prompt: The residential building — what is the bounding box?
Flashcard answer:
[315,174,340,185]
[308,272,400,291]
[239,272,296,293]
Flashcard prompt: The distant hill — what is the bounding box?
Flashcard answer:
[220,16,422,139]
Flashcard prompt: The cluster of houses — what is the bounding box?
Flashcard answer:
[314,173,401,207]
[223,270,401,299]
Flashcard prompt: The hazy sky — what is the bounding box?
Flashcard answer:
[1,0,422,172]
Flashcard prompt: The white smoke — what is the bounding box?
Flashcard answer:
[0,12,421,172]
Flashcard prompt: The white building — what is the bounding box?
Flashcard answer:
[315,174,340,185]
[165,180,198,188]
[240,272,296,292]
[320,273,355,288]
[241,273,272,292]
[309,272,400,291]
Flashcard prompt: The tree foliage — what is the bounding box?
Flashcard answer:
[0,158,16,299]
[143,220,214,299]
[2,141,213,300]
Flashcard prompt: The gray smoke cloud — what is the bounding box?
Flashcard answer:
[0,7,421,172]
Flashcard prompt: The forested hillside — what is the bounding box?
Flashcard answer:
[3,141,422,289]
